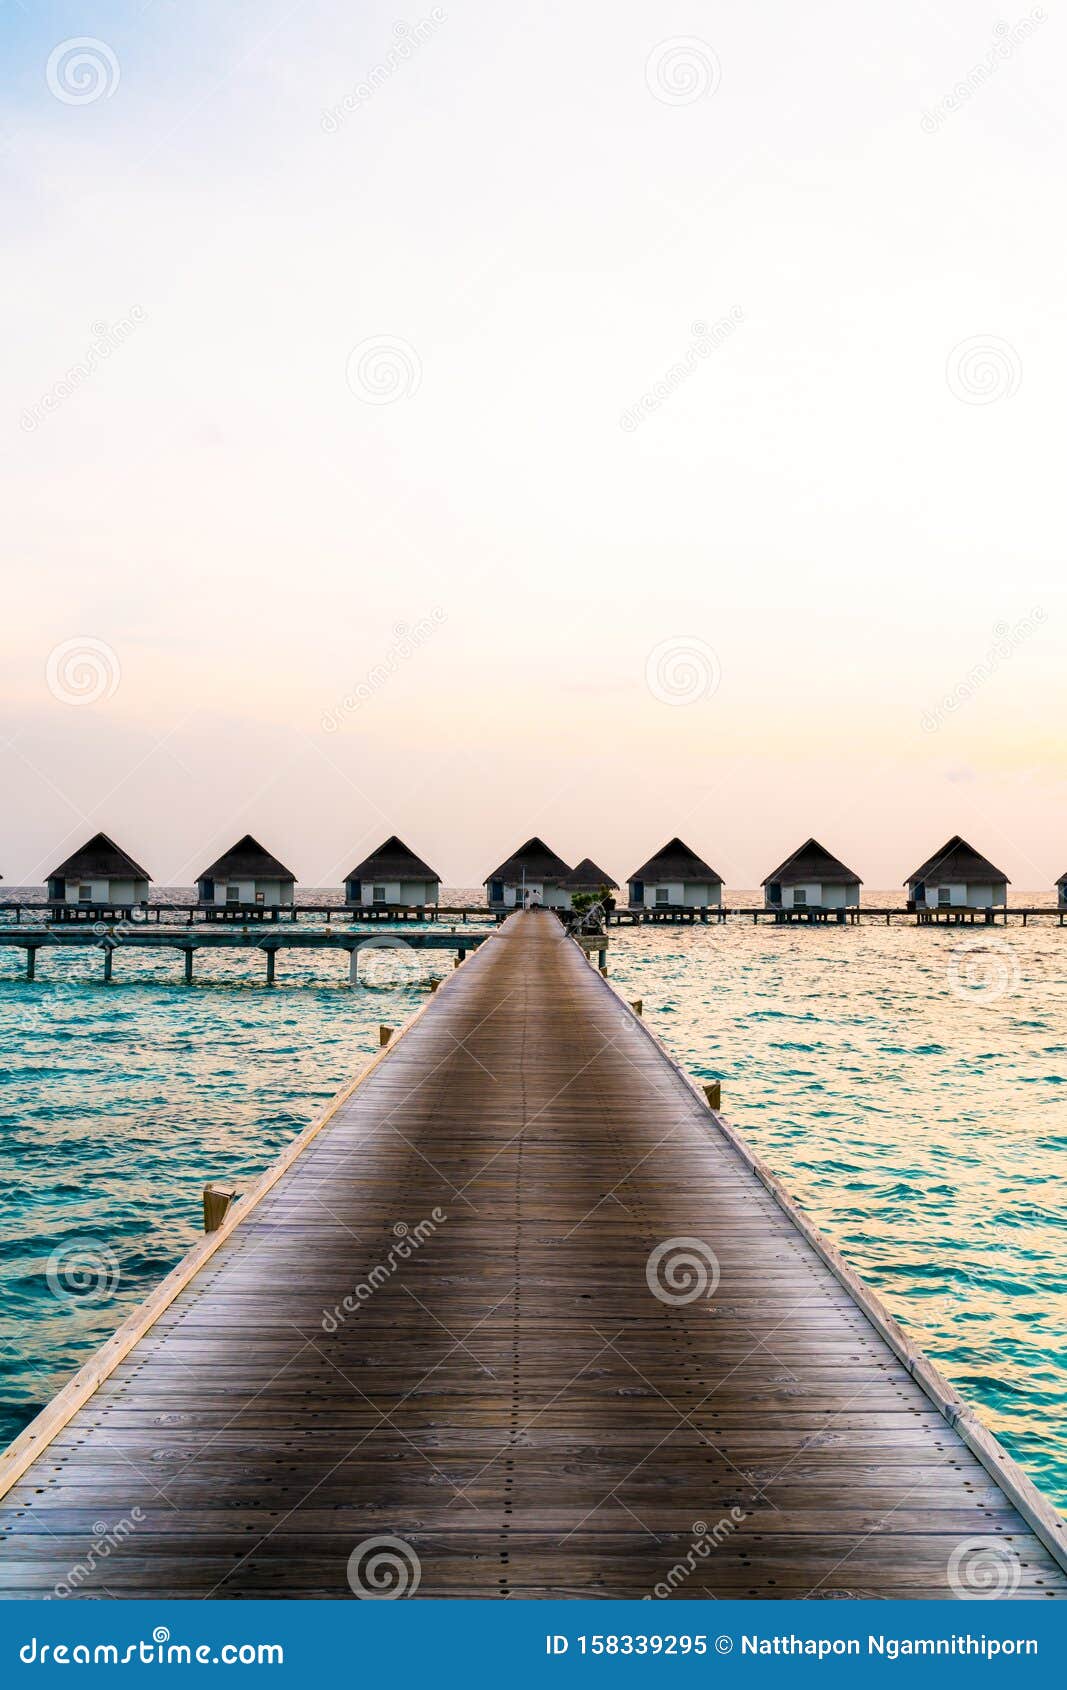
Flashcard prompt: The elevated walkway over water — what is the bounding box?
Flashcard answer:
[1,912,1064,1598]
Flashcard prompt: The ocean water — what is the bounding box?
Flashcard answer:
[609,897,1067,1507]
[1,889,1065,1513]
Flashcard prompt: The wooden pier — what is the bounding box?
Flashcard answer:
[1,911,1064,1598]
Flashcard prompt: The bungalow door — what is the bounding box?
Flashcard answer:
[631,879,644,906]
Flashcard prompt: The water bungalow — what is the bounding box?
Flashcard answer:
[906,835,1009,911]
[762,837,861,912]
[45,831,150,918]
[561,858,619,901]
[485,837,572,909]
[627,837,723,910]
[195,834,296,918]
[344,836,440,907]
[1058,871,1067,909]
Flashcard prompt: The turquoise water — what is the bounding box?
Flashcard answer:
[609,900,1067,1507]
[1,890,1065,1513]
[0,892,489,1448]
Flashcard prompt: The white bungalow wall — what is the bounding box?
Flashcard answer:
[922,882,1006,908]
[779,882,859,909]
[65,877,148,903]
[643,881,722,908]
[360,880,439,906]
[503,882,571,909]
[214,879,293,906]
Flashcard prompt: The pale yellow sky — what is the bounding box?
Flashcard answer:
[2,1,1064,887]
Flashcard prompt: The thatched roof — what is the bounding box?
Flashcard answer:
[906,836,1009,887]
[560,857,619,891]
[198,834,296,882]
[762,838,861,887]
[345,836,439,883]
[485,837,571,885]
[628,838,722,885]
[49,832,150,882]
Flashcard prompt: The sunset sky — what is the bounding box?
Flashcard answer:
[3,0,1063,889]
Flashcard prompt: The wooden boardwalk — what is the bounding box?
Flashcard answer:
[1,910,1065,1599]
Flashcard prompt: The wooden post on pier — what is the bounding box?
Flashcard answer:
[704,1082,721,1110]
[598,946,607,972]
[348,948,359,986]
[184,949,194,985]
[202,1182,238,1232]
[630,999,643,1016]
[25,947,37,981]
[265,949,276,985]
[102,946,114,983]
[379,1024,394,1046]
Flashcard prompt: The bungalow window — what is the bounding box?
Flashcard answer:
[226,885,240,904]
[77,884,92,904]
[938,887,950,906]
[373,885,386,904]
[255,889,265,905]
[655,887,669,906]
[793,889,807,907]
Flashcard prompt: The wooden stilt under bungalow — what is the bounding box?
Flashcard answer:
[2,912,1064,1598]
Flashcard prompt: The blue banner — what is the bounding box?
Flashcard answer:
[4,1602,1066,1688]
